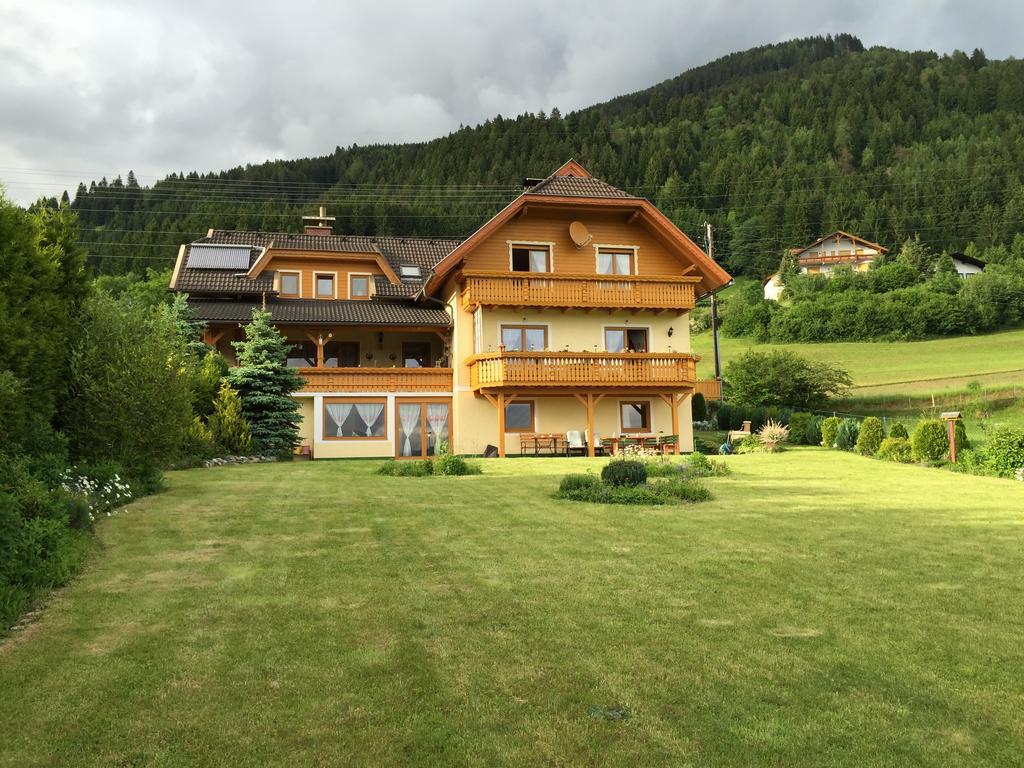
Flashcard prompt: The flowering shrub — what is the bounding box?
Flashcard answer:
[692,420,718,431]
[1015,468,1024,482]
[59,467,132,525]
[757,420,790,452]
[618,443,661,458]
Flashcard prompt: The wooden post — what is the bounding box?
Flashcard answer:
[305,331,325,368]
[670,394,680,455]
[586,394,596,457]
[496,393,506,458]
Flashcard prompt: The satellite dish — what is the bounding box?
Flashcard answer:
[569,220,592,248]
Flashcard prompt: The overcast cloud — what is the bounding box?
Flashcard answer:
[1,0,1021,203]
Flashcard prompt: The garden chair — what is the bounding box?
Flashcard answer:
[600,437,617,456]
[643,436,661,451]
[566,430,587,457]
[659,435,679,455]
[519,433,538,455]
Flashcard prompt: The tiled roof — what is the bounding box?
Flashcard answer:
[524,174,636,199]
[188,298,451,326]
[176,268,275,294]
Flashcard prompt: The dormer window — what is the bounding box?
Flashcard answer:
[315,273,336,299]
[279,271,300,298]
[511,245,550,273]
[349,274,371,300]
[400,265,421,279]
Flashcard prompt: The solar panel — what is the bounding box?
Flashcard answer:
[186,244,253,270]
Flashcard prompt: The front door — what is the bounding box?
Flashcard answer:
[396,398,451,458]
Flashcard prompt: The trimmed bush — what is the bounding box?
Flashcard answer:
[911,419,951,462]
[888,422,909,439]
[716,403,733,431]
[601,460,648,487]
[876,437,913,463]
[856,417,885,456]
[982,426,1024,478]
[820,416,842,448]
[834,418,860,451]
[691,392,708,422]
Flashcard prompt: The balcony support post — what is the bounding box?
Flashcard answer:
[481,391,506,458]
[574,393,605,457]
[660,392,687,455]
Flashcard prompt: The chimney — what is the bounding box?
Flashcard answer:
[302,205,336,236]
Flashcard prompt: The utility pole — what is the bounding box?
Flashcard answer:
[705,222,723,397]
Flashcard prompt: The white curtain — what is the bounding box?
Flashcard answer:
[605,330,625,353]
[354,403,383,437]
[324,404,347,437]
[426,404,449,446]
[596,252,613,274]
[615,252,632,275]
[530,249,547,272]
[399,404,421,457]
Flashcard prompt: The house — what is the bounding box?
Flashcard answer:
[949,252,986,278]
[170,161,731,459]
[763,230,888,300]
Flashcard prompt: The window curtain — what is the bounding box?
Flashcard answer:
[399,404,421,456]
[615,253,632,275]
[325,404,347,437]
[426,404,449,446]
[605,330,625,353]
[596,252,613,274]
[354,403,384,437]
[530,249,547,272]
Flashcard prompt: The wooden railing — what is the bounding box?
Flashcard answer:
[695,378,722,400]
[460,270,699,311]
[468,352,698,390]
[298,367,453,392]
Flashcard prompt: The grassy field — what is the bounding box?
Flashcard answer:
[691,326,1024,393]
[2,454,1024,767]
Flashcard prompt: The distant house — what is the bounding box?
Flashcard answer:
[949,252,986,279]
[763,231,887,300]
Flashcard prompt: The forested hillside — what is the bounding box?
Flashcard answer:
[40,33,1024,277]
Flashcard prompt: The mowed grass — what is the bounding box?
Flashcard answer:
[691,326,1024,391]
[3,453,1024,767]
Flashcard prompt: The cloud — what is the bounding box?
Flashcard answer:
[0,0,1021,203]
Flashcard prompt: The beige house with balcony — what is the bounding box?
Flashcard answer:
[170,161,731,459]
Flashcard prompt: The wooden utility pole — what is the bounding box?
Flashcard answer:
[706,222,723,395]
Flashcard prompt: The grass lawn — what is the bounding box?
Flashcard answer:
[691,326,1024,393]
[2,453,1024,766]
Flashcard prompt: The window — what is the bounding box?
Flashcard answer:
[279,271,300,298]
[323,341,359,368]
[511,245,550,273]
[604,327,649,353]
[315,273,335,299]
[501,325,547,352]
[286,341,317,368]
[400,265,421,279]
[596,249,633,275]
[397,398,451,458]
[323,398,387,439]
[349,273,370,299]
[402,341,432,368]
[620,401,650,433]
[504,401,535,432]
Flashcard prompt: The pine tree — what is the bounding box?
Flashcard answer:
[227,309,304,454]
[208,382,253,455]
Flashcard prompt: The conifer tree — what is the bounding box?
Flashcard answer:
[227,308,304,455]
[208,382,253,455]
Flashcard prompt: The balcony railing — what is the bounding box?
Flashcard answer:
[298,367,453,393]
[695,378,722,400]
[460,270,699,311]
[468,352,698,390]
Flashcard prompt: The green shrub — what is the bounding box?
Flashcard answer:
[888,422,909,439]
[982,426,1024,477]
[876,437,913,463]
[820,416,842,448]
[207,383,253,456]
[834,418,860,451]
[786,412,814,445]
[687,452,731,477]
[559,474,601,493]
[655,478,713,502]
[601,460,648,487]
[559,483,667,505]
[377,459,434,477]
[434,454,481,476]
[182,417,217,460]
[953,448,988,476]
[644,460,685,477]
[691,392,708,422]
[734,435,762,454]
[856,417,885,456]
[911,420,951,462]
[954,420,970,452]
[716,403,733,431]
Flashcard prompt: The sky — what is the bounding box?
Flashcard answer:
[1,0,1021,204]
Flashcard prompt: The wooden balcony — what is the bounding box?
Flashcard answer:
[460,270,699,312]
[695,378,722,400]
[468,351,698,391]
[297,367,453,393]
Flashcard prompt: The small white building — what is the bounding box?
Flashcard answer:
[950,253,985,278]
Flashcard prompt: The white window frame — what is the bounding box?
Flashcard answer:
[277,270,302,298]
[400,265,421,278]
[593,244,639,275]
[313,271,338,300]
[348,272,373,300]
[507,241,555,273]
